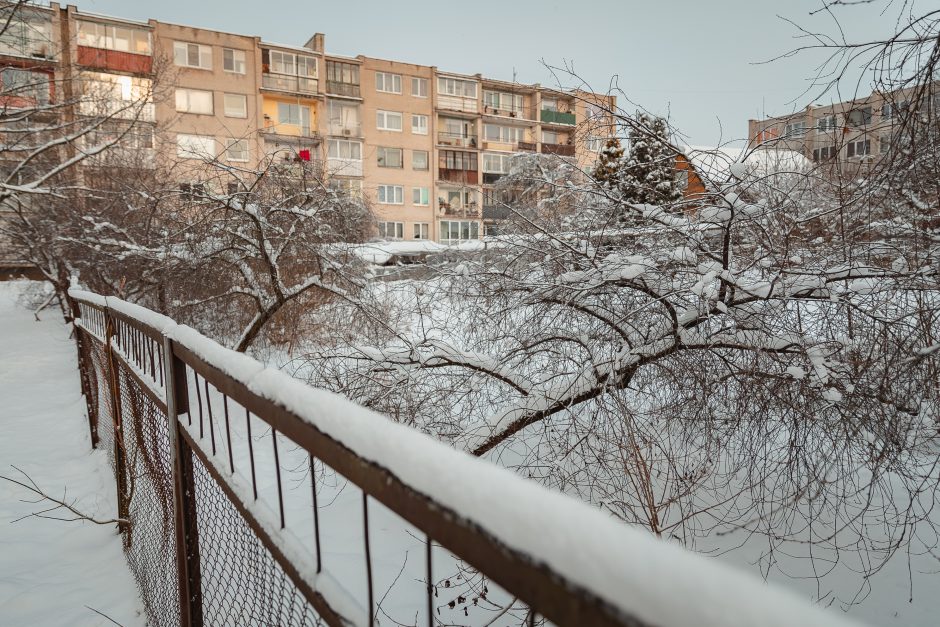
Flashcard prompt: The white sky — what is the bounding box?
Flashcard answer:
[73,0,913,145]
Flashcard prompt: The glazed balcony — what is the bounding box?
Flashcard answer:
[262,73,318,95]
[325,81,361,98]
[540,109,576,126]
[438,168,479,185]
[438,132,478,148]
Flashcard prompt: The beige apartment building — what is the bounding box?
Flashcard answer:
[0,3,616,247]
[747,83,939,174]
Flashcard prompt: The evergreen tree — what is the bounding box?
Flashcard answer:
[620,114,682,206]
[592,138,625,192]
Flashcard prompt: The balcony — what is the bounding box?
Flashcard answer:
[261,122,319,140]
[326,81,361,98]
[77,46,152,74]
[482,172,505,184]
[438,201,479,218]
[517,141,537,152]
[438,168,479,185]
[541,143,576,157]
[262,73,318,95]
[437,94,478,114]
[540,109,576,125]
[326,157,363,177]
[327,122,362,137]
[438,132,478,148]
[483,104,534,120]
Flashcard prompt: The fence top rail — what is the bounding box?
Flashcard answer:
[66,288,859,627]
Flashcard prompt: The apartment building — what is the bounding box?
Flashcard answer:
[0,3,615,247]
[747,83,939,173]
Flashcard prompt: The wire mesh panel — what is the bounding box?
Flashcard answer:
[115,359,180,627]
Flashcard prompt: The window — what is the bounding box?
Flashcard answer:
[542,130,561,144]
[541,97,570,113]
[0,68,49,105]
[881,101,909,120]
[812,145,836,161]
[439,220,480,242]
[437,77,477,98]
[375,71,402,94]
[329,178,363,198]
[847,107,872,127]
[586,136,605,152]
[223,93,247,118]
[879,136,891,154]
[412,114,428,135]
[784,121,806,137]
[377,147,403,168]
[411,77,428,98]
[439,150,477,171]
[223,48,246,74]
[482,153,512,174]
[413,187,429,206]
[179,182,207,199]
[268,50,316,77]
[326,60,360,97]
[177,134,215,159]
[414,223,429,239]
[816,114,836,131]
[328,100,360,135]
[224,138,249,162]
[412,150,429,170]
[1,11,54,58]
[77,20,150,55]
[328,139,362,160]
[376,110,402,131]
[175,88,213,114]
[483,90,524,114]
[277,102,311,130]
[483,124,525,143]
[377,185,403,204]
[174,41,212,69]
[378,221,404,239]
[846,138,871,157]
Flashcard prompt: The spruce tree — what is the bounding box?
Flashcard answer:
[620,113,682,206]
[592,138,625,192]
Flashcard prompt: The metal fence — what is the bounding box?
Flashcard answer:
[66,289,853,627]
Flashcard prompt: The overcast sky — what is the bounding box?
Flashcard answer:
[73,0,907,146]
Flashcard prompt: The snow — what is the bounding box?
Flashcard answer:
[0,281,145,626]
[163,296,862,627]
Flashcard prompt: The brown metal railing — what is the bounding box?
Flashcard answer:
[65,289,850,627]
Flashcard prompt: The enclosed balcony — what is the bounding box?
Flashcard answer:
[541,142,576,157]
[540,109,576,125]
[438,132,478,148]
[262,73,317,95]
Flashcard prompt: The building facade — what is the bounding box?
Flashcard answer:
[747,83,939,174]
[0,3,615,246]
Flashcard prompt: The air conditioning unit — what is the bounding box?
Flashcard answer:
[342,129,352,136]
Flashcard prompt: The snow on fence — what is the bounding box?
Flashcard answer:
[67,288,859,627]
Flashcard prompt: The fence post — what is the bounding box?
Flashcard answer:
[67,294,99,448]
[103,308,130,537]
[163,335,204,627]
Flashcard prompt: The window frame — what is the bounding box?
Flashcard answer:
[411,113,428,135]
[377,146,403,168]
[375,71,402,94]
[376,109,403,132]
[175,87,214,115]
[413,222,429,239]
[412,187,429,206]
[173,41,212,70]
[223,93,247,118]
[411,77,428,98]
[412,150,429,170]
[223,48,246,74]
[378,221,404,239]
[377,184,404,205]
[223,138,249,162]
[176,133,215,159]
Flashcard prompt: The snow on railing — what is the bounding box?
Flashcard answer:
[68,288,861,627]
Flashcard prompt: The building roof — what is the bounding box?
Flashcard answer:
[682,144,811,187]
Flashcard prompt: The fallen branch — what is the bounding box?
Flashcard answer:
[1,465,128,526]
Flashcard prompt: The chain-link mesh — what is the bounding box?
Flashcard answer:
[190,450,323,627]
[115,360,180,627]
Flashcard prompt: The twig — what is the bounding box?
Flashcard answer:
[1,465,128,526]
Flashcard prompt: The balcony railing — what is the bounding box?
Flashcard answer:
[482,172,506,184]
[261,123,319,139]
[262,73,318,95]
[438,200,480,217]
[327,123,362,137]
[541,143,576,157]
[438,132,478,148]
[517,140,537,152]
[326,157,363,177]
[540,109,576,125]
[437,94,478,113]
[483,104,534,119]
[438,168,479,184]
[326,81,361,98]
[77,46,152,74]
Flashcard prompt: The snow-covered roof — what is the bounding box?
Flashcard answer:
[683,145,812,187]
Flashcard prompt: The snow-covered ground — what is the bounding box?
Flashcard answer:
[0,281,146,626]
